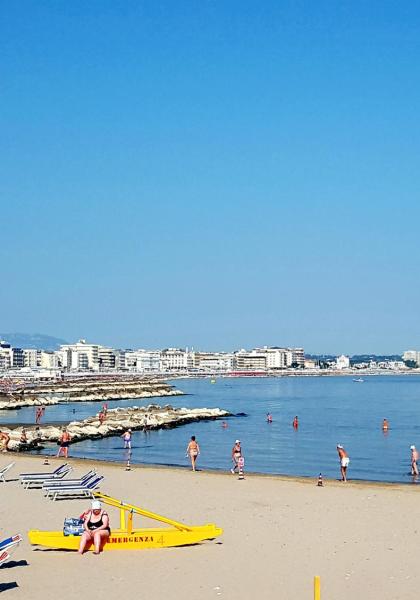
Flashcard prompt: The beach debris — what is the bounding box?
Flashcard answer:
[43,457,50,466]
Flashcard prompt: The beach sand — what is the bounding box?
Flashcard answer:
[1,455,419,599]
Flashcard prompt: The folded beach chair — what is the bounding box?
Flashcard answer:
[0,462,15,483]
[43,471,97,497]
[49,475,104,501]
[0,550,11,566]
[0,534,23,553]
[0,534,23,566]
[22,466,72,490]
[20,463,68,481]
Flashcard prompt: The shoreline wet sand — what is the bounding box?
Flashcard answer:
[1,454,419,599]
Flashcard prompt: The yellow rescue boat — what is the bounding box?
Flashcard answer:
[28,492,223,551]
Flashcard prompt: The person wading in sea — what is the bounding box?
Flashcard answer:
[186,435,200,471]
[337,444,350,482]
[231,440,242,474]
[410,445,419,476]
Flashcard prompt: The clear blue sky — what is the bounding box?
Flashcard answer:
[2,1,420,354]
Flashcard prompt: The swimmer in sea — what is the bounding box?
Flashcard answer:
[382,418,389,432]
[292,416,299,429]
[266,413,273,423]
[221,421,228,429]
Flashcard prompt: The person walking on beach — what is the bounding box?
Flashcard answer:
[292,416,299,429]
[410,445,419,476]
[122,429,132,450]
[57,428,71,458]
[231,440,242,474]
[186,435,200,471]
[337,444,350,482]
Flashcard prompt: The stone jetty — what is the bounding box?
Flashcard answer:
[1,404,230,452]
[0,377,183,410]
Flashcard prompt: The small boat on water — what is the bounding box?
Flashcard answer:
[210,379,216,384]
[353,378,364,383]
[28,492,223,551]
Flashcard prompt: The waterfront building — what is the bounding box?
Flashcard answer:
[12,347,25,368]
[160,348,188,371]
[291,348,305,368]
[125,350,161,373]
[23,349,38,367]
[234,350,267,371]
[0,342,12,371]
[336,355,350,370]
[38,351,60,369]
[59,340,100,371]
[191,352,235,371]
[98,346,117,370]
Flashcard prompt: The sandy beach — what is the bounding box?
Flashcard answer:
[1,455,419,599]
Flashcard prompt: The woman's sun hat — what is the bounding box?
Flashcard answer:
[91,500,101,510]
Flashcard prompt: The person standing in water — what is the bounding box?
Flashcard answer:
[382,418,389,432]
[337,444,350,482]
[266,413,273,423]
[292,416,299,429]
[186,436,200,471]
[122,429,132,450]
[410,445,419,476]
[231,440,242,474]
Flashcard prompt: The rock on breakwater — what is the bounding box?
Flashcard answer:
[0,377,184,410]
[1,404,230,451]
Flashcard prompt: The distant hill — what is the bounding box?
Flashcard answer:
[0,333,67,350]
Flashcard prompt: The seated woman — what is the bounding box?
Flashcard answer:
[78,500,110,555]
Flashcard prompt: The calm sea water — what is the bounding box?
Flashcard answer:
[3,376,420,483]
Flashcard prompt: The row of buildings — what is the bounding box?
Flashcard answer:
[0,339,305,374]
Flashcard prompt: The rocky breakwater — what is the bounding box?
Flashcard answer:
[2,404,230,451]
[0,378,184,410]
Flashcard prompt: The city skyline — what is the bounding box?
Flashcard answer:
[2,2,420,353]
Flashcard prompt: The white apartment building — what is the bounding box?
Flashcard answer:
[125,350,161,373]
[0,347,12,370]
[98,347,117,370]
[234,350,267,371]
[38,351,59,369]
[59,340,100,371]
[191,352,235,371]
[23,349,38,367]
[336,355,350,370]
[160,349,188,371]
